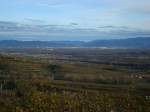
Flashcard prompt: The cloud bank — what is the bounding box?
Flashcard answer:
[0,21,150,41]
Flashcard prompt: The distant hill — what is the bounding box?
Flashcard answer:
[0,37,150,48]
[84,37,150,48]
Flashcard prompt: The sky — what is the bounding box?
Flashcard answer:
[0,0,150,41]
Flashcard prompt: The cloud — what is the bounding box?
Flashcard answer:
[126,1,150,14]
[0,21,150,40]
[97,26,133,31]
[70,22,78,26]
[98,26,115,28]
[24,19,46,24]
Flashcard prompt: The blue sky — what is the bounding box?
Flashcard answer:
[0,0,150,40]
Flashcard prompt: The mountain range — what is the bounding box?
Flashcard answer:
[0,37,149,48]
